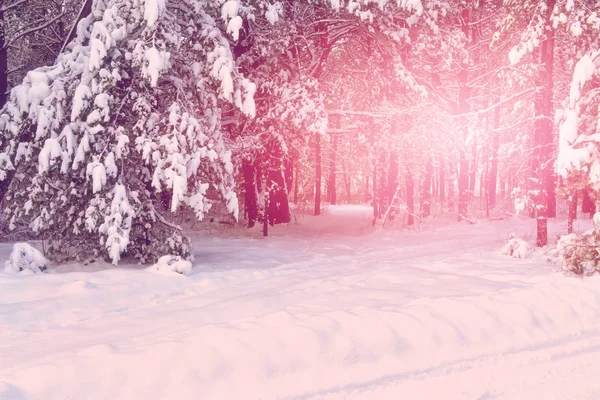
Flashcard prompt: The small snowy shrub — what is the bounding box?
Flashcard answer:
[149,255,192,276]
[4,243,49,274]
[501,233,530,258]
[553,230,600,276]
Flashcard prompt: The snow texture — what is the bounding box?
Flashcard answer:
[143,0,166,27]
[227,16,244,41]
[143,47,169,88]
[221,1,239,21]
[265,2,282,24]
[98,183,134,265]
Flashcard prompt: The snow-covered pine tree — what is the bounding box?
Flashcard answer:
[0,0,254,264]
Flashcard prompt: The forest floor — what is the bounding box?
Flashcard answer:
[2,205,600,399]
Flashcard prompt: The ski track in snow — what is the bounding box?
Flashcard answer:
[1,205,600,399]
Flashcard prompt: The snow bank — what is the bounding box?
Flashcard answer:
[4,243,49,274]
[2,208,600,399]
[148,255,192,275]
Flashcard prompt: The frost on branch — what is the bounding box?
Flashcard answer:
[0,0,246,264]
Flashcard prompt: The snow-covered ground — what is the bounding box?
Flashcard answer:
[2,205,600,400]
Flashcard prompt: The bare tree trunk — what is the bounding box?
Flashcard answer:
[568,191,578,234]
[314,134,321,216]
[439,159,446,204]
[489,105,500,208]
[533,0,556,247]
[482,141,490,218]
[372,160,378,223]
[263,188,269,237]
[482,167,490,218]
[458,153,469,219]
[457,6,471,221]
[266,147,291,226]
[388,151,398,211]
[266,169,290,224]
[469,135,477,200]
[293,161,299,204]
[421,158,432,217]
[0,9,7,108]
[406,171,415,226]
[343,158,351,204]
[284,156,293,196]
[328,134,338,205]
[0,9,14,206]
[242,159,258,228]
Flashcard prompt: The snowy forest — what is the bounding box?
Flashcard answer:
[4,1,600,399]
[2,0,600,270]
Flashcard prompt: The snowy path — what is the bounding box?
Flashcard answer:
[1,206,600,399]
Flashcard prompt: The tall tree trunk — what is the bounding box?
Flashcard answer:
[439,159,446,203]
[314,133,321,216]
[0,9,13,206]
[263,188,269,237]
[242,160,258,228]
[469,135,477,200]
[284,156,293,196]
[255,163,262,193]
[372,160,378,223]
[488,105,500,208]
[343,158,351,203]
[458,153,469,219]
[328,134,338,205]
[293,161,299,204]
[457,6,471,221]
[0,9,7,109]
[388,151,399,211]
[568,191,578,234]
[448,168,455,212]
[421,158,433,217]
[533,0,556,247]
[482,166,490,218]
[267,168,291,225]
[378,156,386,220]
[406,171,415,226]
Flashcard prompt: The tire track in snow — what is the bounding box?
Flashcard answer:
[291,328,600,400]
